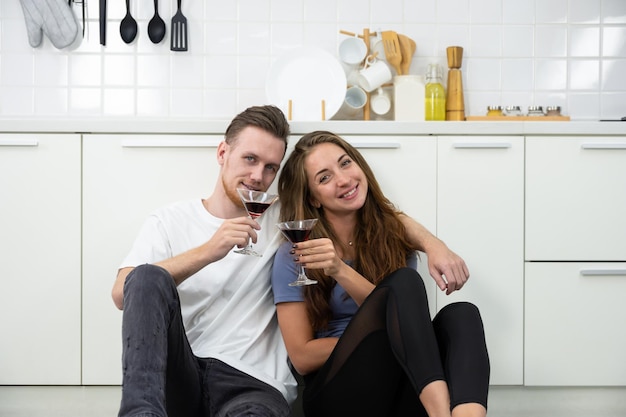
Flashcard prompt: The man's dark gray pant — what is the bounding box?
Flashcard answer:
[117,264,290,417]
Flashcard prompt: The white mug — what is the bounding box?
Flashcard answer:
[335,85,367,118]
[338,36,368,66]
[370,87,392,115]
[358,58,392,92]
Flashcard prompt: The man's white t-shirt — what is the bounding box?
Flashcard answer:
[120,199,297,403]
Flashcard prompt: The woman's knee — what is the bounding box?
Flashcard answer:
[434,302,485,335]
[381,267,426,293]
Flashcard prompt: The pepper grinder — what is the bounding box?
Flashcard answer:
[445,46,465,121]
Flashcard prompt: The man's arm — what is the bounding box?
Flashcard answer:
[111,216,260,310]
[400,214,469,295]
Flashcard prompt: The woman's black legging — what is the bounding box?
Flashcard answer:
[302,267,490,417]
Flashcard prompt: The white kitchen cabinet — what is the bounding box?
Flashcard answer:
[525,262,626,385]
[344,136,438,313]
[436,136,525,385]
[82,134,223,384]
[525,136,626,386]
[526,136,626,261]
[0,134,81,384]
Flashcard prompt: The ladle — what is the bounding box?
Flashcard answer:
[148,0,166,43]
[119,0,137,44]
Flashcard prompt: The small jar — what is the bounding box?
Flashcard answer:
[504,106,522,116]
[546,106,561,116]
[528,106,545,116]
[487,106,503,116]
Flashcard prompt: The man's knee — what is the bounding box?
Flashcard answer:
[124,264,176,301]
[218,392,290,417]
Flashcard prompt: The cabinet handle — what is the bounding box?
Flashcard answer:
[581,143,626,150]
[0,139,39,147]
[348,142,401,149]
[580,269,626,276]
[452,142,511,149]
[121,138,221,148]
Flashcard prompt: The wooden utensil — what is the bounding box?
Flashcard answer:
[381,31,402,75]
[397,34,415,75]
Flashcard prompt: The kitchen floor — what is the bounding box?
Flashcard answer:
[1,386,625,417]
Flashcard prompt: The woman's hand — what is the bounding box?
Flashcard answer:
[399,214,469,295]
[293,238,375,305]
[426,242,469,295]
[291,238,344,277]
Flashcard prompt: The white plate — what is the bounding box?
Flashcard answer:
[266,46,347,121]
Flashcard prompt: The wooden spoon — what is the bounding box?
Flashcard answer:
[398,34,416,75]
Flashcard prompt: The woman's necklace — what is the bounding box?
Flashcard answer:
[348,240,353,246]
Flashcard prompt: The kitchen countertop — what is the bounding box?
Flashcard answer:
[0,118,625,136]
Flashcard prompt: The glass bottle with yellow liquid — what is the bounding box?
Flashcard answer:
[425,63,446,121]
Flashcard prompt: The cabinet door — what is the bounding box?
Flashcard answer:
[525,262,626,385]
[526,136,626,261]
[82,135,222,384]
[0,134,81,384]
[345,136,438,314]
[436,136,524,385]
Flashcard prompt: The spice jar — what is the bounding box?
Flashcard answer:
[504,106,522,116]
[546,106,561,116]
[528,106,545,116]
[487,106,503,116]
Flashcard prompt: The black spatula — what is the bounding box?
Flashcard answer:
[170,0,187,51]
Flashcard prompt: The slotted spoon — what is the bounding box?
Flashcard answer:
[170,0,188,51]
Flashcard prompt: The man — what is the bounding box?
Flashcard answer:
[112,105,469,417]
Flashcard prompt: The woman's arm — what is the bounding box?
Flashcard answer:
[294,238,375,305]
[399,214,469,295]
[276,302,339,375]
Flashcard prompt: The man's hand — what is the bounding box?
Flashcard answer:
[206,216,261,261]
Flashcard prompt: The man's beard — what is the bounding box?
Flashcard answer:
[223,177,245,209]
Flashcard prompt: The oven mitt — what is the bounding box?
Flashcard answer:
[18,0,79,49]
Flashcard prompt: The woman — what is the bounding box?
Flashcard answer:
[271,131,490,417]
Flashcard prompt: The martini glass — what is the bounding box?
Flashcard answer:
[277,219,319,286]
[235,189,279,256]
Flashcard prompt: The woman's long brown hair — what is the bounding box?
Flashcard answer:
[278,131,415,331]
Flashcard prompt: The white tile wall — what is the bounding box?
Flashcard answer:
[0,0,624,120]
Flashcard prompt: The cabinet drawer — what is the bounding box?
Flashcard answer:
[525,262,626,385]
[526,137,626,261]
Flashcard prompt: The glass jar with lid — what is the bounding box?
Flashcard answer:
[504,106,522,116]
[487,106,503,116]
[546,106,561,116]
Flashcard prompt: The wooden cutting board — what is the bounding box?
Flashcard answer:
[466,115,570,121]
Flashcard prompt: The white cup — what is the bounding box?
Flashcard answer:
[338,37,368,66]
[335,85,367,118]
[370,87,392,115]
[358,58,392,92]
